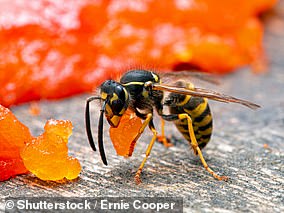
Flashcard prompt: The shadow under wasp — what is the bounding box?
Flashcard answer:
[85,69,260,184]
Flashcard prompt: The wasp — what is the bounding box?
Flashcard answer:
[85,69,260,184]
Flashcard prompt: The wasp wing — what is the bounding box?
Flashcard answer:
[152,83,260,110]
[159,70,221,85]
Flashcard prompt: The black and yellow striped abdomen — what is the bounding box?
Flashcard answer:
[167,90,213,149]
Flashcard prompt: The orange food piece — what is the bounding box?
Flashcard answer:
[0,158,28,181]
[0,105,32,181]
[110,109,142,157]
[0,105,81,182]
[0,0,277,106]
[21,119,81,181]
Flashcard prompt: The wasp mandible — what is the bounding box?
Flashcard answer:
[85,69,260,184]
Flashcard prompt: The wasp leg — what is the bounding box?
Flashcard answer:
[134,114,158,184]
[132,113,152,143]
[178,113,228,181]
[156,118,173,147]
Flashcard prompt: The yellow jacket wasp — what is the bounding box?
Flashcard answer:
[85,69,260,184]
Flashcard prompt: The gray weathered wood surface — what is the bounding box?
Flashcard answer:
[1,2,284,212]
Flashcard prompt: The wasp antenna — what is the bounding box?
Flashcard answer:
[85,96,101,152]
[98,101,108,165]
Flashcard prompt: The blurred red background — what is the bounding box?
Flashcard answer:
[0,0,277,106]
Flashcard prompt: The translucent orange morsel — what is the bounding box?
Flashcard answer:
[21,119,81,181]
[110,109,142,157]
[0,158,29,181]
[0,105,32,181]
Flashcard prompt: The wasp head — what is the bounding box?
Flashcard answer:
[100,80,129,127]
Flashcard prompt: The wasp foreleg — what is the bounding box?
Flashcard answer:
[134,114,158,184]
